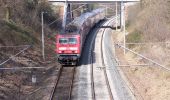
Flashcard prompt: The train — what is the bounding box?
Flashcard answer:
[56,8,105,65]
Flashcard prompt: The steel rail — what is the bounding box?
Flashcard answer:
[68,66,76,100]
[91,53,96,100]
[90,18,115,100]
[100,18,116,100]
[113,43,140,100]
[0,45,31,66]
[90,26,100,100]
[49,17,119,100]
[49,66,76,100]
[116,43,170,72]
[103,17,139,100]
[49,66,63,100]
[114,49,144,100]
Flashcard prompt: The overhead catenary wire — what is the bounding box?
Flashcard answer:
[0,45,30,48]
[116,43,170,72]
[0,45,31,66]
[120,42,170,45]
[48,4,87,26]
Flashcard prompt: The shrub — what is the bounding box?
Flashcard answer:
[126,30,142,48]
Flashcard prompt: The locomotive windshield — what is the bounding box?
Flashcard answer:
[69,38,77,44]
[59,38,68,44]
[59,38,77,44]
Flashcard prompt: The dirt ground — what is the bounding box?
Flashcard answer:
[0,46,60,100]
[112,31,170,100]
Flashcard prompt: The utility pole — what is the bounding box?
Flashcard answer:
[63,0,68,30]
[120,1,124,30]
[123,2,126,55]
[70,3,73,21]
[116,2,118,31]
[106,6,108,18]
[104,5,107,17]
[41,11,46,61]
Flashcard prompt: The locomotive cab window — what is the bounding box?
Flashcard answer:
[59,38,68,44]
[69,38,77,44]
[59,38,77,44]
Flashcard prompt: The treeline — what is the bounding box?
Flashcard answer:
[0,0,61,31]
[0,0,62,45]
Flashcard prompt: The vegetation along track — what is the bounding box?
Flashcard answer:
[50,66,76,100]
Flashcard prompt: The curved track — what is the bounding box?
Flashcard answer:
[90,53,95,100]
[49,18,117,100]
[100,18,115,100]
[71,20,107,100]
[95,18,116,100]
[103,16,135,100]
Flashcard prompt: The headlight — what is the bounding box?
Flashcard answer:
[59,47,66,50]
[69,47,78,50]
[74,50,78,53]
[58,51,62,53]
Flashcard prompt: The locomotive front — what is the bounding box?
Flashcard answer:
[56,31,81,65]
[56,8,105,65]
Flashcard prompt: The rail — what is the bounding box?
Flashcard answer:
[102,17,140,100]
[101,18,117,100]
[49,66,75,100]
[91,53,96,100]
[49,66,63,100]
[68,67,75,100]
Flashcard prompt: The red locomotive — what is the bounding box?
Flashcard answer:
[56,8,105,65]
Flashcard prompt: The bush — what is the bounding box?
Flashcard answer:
[0,0,62,45]
[0,20,39,45]
[127,0,170,42]
[126,30,142,48]
[127,30,142,43]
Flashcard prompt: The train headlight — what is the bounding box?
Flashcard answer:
[58,51,62,53]
[69,47,78,50]
[74,50,78,53]
[59,47,67,50]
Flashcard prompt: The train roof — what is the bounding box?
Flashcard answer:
[66,8,105,31]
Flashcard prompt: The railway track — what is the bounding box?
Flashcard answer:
[100,18,117,100]
[49,66,76,100]
[89,18,116,100]
[91,53,95,100]
[49,18,116,100]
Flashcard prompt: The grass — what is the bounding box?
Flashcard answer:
[126,30,143,48]
[4,20,39,44]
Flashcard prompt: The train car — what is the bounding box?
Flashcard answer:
[56,8,105,65]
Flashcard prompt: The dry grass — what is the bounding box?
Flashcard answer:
[112,29,170,100]
[125,51,170,100]
[127,0,170,42]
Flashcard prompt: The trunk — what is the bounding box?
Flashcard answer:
[5,6,10,21]
[1,0,10,21]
